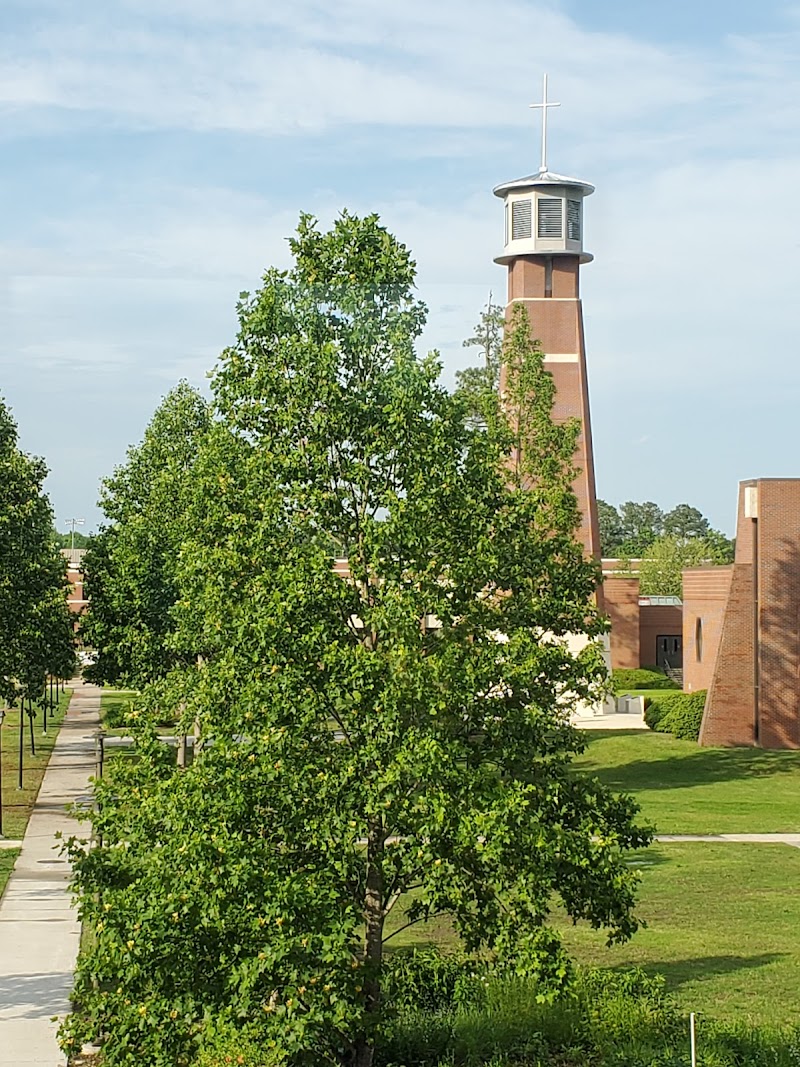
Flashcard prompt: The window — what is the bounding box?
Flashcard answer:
[695,618,703,662]
[511,199,532,240]
[567,199,581,241]
[537,197,563,238]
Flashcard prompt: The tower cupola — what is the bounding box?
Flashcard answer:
[493,171,593,265]
[493,74,593,265]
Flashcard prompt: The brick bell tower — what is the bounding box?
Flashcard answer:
[494,76,601,564]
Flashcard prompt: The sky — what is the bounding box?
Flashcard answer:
[2,0,800,537]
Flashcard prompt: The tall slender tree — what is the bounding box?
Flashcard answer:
[81,382,211,689]
[0,398,74,704]
[64,215,651,1067]
[454,297,504,422]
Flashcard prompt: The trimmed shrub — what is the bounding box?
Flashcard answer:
[611,668,679,693]
[645,690,707,741]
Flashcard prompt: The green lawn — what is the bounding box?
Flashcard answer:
[0,848,21,900]
[388,731,800,1027]
[555,842,800,1026]
[389,843,800,1027]
[0,687,72,894]
[0,688,72,840]
[99,689,139,733]
[574,729,800,833]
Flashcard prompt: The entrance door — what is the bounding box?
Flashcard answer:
[656,635,682,671]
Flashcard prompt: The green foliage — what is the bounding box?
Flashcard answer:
[617,501,664,556]
[377,965,682,1067]
[662,504,709,541]
[611,668,679,693]
[454,298,504,424]
[639,535,724,598]
[597,499,625,557]
[703,528,736,565]
[598,500,734,566]
[53,529,91,549]
[645,691,707,741]
[376,963,800,1067]
[64,214,650,1067]
[0,395,76,701]
[81,382,211,689]
[380,950,486,1015]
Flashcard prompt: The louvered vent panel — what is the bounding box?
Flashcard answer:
[567,199,581,241]
[511,199,532,240]
[538,197,563,238]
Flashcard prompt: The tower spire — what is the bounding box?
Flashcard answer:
[529,73,560,174]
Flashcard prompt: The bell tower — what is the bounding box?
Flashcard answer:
[494,75,601,562]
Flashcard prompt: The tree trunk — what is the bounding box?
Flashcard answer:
[354,821,384,1067]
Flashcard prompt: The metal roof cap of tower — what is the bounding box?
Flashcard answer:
[493,169,594,197]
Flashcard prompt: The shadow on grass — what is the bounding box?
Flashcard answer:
[629,952,786,993]
[577,734,800,793]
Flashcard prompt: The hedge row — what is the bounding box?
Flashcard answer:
[644,690,707,741]
[611,667,680,693]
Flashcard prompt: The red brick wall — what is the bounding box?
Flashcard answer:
[682,567,733,693]
[756,480,800,748]
[699,562,755,746]
[504,254,601,568]
[701,479,800,749]
[604,578,640,669]
[639,605,682,667]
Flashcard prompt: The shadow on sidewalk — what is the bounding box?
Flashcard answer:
[0,971,74,1019]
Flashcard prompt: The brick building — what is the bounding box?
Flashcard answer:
[492,82,600,566]
[602,562,684,674]
[698,480,800,749]
[490,87,800,746]
[62,548,88,619]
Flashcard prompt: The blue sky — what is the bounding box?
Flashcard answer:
[2,0,800,536]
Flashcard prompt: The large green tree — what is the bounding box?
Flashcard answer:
[639,532,735,597]
[81,382,211,689]
[597,499,625,556]
[0,397,75,702]
[598,500,734,565]
[64,215,651,1067]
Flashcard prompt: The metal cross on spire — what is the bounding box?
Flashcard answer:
[529,73,560,174]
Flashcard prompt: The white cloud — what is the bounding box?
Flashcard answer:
[4,0,800,533]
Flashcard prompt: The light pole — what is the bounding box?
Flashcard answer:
[65,517,85,551]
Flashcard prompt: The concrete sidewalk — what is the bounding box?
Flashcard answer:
[573,711,648,730]
[656,833,800,848]
[0,683,101,1066]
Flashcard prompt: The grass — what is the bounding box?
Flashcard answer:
[0,686,72,894]
[574,728,800,833]
[0,688,73,839]
[389,843,800,1028]
[0,848,21,900]
[387,731,800,1027]
[554,842,800,1027]
[99,689,139,735]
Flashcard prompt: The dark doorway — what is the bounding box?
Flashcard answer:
[656,634,683,670]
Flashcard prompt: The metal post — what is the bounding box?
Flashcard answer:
[690,1012,697,1067]
[28,700,36,757]
[18,699,24,789]
[43,679,48,736]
